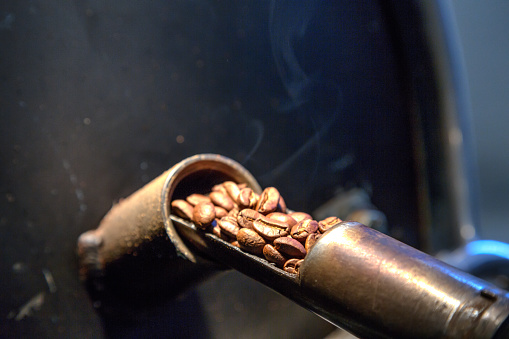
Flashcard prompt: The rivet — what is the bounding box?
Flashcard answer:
[480,288,497,301]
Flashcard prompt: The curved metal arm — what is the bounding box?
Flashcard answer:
[171,217,509,338]
[78,155,509,338]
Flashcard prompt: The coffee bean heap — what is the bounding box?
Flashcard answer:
[171,181,342,276]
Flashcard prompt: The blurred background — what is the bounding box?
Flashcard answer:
[1,1,508,338]
[451,0,509,244]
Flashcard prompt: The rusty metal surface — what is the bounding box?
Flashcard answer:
[78,170,171,279]
[77,154,262,293]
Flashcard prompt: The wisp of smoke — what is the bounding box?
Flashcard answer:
[261,0,342,183]
[269,0,319,111]
[241,119,264,165]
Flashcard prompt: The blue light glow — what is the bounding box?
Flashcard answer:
[466,240,509,261]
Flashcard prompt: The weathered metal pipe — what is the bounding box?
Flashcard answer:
[77,154,261,293]
[300,222,509,338]
[78,154,509,337]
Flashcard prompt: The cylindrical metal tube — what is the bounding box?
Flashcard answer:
[78,154,509,338]
[77,154,261,293]
[300,222,509,338]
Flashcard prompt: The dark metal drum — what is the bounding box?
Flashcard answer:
[0,1,487,338]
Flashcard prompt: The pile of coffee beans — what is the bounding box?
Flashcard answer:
[171,181,342,275]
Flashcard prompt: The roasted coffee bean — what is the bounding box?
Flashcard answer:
[318,216,342,233]
[228,207,240,219]
[256,187,281,215]
[237,228,266,255]
[208,219,231,241]
[266,212,298,228]
[218,216,240,238]
[192,202,216,229]
[223,181,241,202]
[237,208,263,229]
[209,191,235,211]
[214,206,228,219]
[237,187,259,209]
[186,193,212,206]
[283,258,304,274]
[276,195,287,213]
[171,199,194,220]
[212,183,229,197]
[273,237,306,258]
[263,244,287,267]
[305,233,320,252]
[253,216,289,241]
[291,219,319,242]
[176,180,350,276]
[289,212,313,223]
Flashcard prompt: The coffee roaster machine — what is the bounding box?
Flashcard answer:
[2,1,509,338]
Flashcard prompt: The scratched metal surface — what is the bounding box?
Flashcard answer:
[0,1,423,337]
